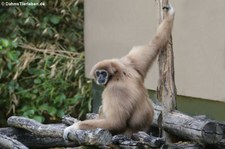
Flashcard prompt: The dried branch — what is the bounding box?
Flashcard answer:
[20,44,79,59]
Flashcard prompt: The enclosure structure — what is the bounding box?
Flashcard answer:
[84,0,225,121]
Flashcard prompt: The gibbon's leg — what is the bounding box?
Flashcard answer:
[63,118,126,141]
[122,4,175,78]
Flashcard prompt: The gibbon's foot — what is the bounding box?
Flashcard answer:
[63,122,80,141]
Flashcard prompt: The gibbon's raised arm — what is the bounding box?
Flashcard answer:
[122,5,175,79]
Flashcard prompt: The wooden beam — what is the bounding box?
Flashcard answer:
[156,0,177,141]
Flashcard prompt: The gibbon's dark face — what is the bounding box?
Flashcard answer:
[95,69,109,86]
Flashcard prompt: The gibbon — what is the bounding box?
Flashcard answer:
[63,4,175,140]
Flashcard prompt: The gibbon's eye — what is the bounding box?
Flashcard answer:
[101,71,107,77]
[96,71,100,77]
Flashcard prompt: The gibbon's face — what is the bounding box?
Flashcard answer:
[95,69,109,86]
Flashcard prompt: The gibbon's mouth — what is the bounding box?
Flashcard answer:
[97,80,107,86]
[96,75,112,86]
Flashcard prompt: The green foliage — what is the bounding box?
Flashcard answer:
[0,0,92,126]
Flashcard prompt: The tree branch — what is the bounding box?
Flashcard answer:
[0,134,28,149]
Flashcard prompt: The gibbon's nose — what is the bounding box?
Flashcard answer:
[99,76,106,84]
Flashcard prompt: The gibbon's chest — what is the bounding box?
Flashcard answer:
[102,78,146,103]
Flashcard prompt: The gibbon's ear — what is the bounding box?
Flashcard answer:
[90,65,97,79]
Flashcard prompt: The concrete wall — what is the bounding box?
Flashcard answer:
[84,0,225,102]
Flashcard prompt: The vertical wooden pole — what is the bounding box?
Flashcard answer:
[157,0,177,141]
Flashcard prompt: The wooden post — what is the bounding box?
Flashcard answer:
[156,0,177,141]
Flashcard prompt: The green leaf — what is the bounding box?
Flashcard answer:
[1,39,10,47]
[32,89,39,94]
[11,41,18,48]
[50,15,61,25]
[56,109,65,118]
[7,51,18,61]
[7,62,12,70]
[33,115,44,122]
[48,106,57,116]
[71,6,78,13]
[54,93,66,105]
[34,78,42,84]
[39,104,49,112]
[22,109,35,117]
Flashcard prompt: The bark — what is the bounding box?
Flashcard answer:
[132,131,165,148]
[152,104,223,144]
[218,139,225,149]
[157,0,177,112]
[0,127,77,148]
[5,116,112,148]
[1,113,224,148]
[7,116,65,137]
[112,132,165,149]
[163,112,223,144]
[62,115,79,125]
[0,134,28,149]
[86,105,223,145]
[162,142,204,149]
[156,0,177,141]
[66,128,112,147]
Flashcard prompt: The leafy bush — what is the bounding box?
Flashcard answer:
[0,0,92,126]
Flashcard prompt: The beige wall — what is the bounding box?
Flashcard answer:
[84,0,225,102]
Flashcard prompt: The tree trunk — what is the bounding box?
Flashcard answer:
[156,0,177,141]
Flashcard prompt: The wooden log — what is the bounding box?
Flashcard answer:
[85,102,223,145]
[6,116,112,148]
[156,0,177,112]
[7,116,64,137]
[152,103,163,127]
[132,131,165,148]
[5,112,223,148]
[150,104,223,144]
[218,139,225,149]
[0,134,28,149]
[66,128,112,147]
[163,111,223,144]
[62,115,79,125]
[112,132,166,149]
[156,0,177,142]
[162,142,204,149]
[218,122,225,138]
[0,127,77,148]
[112,135,148,149]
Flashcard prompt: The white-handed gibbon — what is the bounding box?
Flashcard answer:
[63,3,175,140]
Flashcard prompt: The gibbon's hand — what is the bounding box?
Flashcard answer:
[63,122,80,141]
[163,3,175,16]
